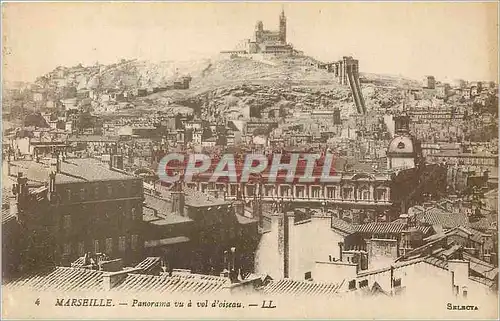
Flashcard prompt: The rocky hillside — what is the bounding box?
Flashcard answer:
[30,54,412,118]
[125,55,411,119]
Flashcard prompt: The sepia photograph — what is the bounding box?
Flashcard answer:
[1,1,499,319]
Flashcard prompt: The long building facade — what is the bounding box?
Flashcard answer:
[5,153,145,274]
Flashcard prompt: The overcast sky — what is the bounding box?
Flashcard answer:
[2,2,498,83]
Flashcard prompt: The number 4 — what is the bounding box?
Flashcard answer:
[35,298,40,306]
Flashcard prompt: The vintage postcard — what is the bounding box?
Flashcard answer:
[1,1,499,319]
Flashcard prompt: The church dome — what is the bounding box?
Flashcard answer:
[387,135,416,156]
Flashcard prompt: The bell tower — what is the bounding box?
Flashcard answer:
[255,20,264,43]
[279,8,287,44]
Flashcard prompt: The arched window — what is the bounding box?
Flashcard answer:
[397,142,406,149]
[359,187,370,200]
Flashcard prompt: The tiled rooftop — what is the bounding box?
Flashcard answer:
[143,194,193,225]
[261,279,344,297]
[4,267,104,292]
[9,158,136,184]
[357,257,428,278]
[183,187,227,207]
[415,206,469,229]
[330,216,356,234]
[424,226,482,243]
[355,222,407,234]
[144,236,190,248]
[134,257,162,274]
[332,157,389,173]
[2,206,16,225]
[112,273,228,294]
[423,256,449,269]
[67,135,119,142]
[469,275,496,288]
[154,184,227,208]
[235,210,259,225]
[463,252,498,280]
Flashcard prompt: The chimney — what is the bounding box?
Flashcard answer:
[448,259,469,290]
[229,247,238,283]
[220,250,229,278]
[338,242,344,261]
[101,268,141,291]
[99,258,123,272]
[16,172,28,206]
[399,213,409,225]
[277,210,294,279]
[352,210,361,225]
[9,196,18,218]
[109,148,114,169]
[233,200,244,217]
[111,155,124,170]
[285,211,294,279]
[207,189,219,199]
[48,172,56,201]
[6,158,11,176]
[51,153,61,173]
[253,196,263,230]
[171,191,185,216]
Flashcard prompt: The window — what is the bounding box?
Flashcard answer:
[281,186,291,197]
[131,235,138,251]
[342,187,353,200]
[63,243,72,256]
[265,185,274,197]
[63,215,71,230]
[296,186,305,198]
[131,181,141,195]
[359,280,368,288]
[304,272,312,280]
[462,287,468,298]
[393,278,402,287]
[94,185,100,199]
[107,184,113,197]
[247,185,255,197]
[79,188,86,200]
[131,207,137,221]
[397,142,405,149]
[359,187,370,200]
[66,189,72,202]
[77,241,85,256]
[326,187,335,199]
[230,185,237,196]
[118,236,126,252]
[348,280,356,290]
[105,238,113,254]
[93,240,100,253]
[312,186,320,198]
[376,189,387,201]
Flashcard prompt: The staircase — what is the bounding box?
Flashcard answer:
[346,65,366,114]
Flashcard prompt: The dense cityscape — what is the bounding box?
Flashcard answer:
[2,7,498,311]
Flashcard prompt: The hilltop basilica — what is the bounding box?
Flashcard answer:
[221,10,303,56]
